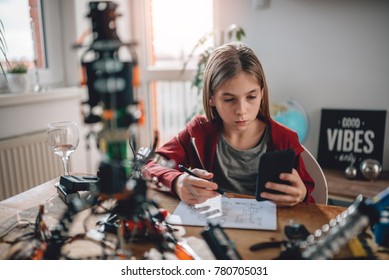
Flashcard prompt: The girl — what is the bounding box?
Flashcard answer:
[144,42,314,206]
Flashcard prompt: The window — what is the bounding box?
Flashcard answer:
[0,0,39,64]
[133,0,214,146]
[0,0,64,87]
[149,0,214,68]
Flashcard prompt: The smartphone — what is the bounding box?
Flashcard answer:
[255,149,296,201]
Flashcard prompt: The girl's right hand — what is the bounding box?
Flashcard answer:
[173,169,219,204]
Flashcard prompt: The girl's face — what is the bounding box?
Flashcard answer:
[210,72,263,133]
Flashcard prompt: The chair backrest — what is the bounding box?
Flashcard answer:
[301,146,328,204]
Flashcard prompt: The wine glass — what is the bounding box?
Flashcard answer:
[47,121,79,175]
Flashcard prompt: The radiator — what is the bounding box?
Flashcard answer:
[0,130,64,201]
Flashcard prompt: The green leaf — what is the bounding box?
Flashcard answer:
[0,19,10,75]
[183,24,246,118]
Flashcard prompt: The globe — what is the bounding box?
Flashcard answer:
[271,99,309,143]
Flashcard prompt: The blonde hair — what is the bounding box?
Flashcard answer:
[202,42,271,123]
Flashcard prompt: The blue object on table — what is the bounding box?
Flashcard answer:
[374,208,389,247]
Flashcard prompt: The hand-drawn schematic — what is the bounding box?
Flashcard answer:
[168,196,277,230]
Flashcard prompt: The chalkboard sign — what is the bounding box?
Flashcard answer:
[317,109,386,170]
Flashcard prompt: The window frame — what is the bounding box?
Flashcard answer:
[131,0,202,146]
[0,0,67,88]
[38,0,65,87]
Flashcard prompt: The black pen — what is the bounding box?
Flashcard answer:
[178,164,228,197]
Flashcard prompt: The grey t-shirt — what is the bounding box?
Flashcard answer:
[213,128,268,195]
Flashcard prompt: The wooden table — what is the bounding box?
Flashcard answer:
[324,169,389,201]
[150,190,348,260]
[0,178,386,260]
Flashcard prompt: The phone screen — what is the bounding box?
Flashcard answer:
[255,149,296,201]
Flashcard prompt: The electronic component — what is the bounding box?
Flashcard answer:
[55,182,91,205]
[284,223,310,242]
[201,223,242,260]
[374,208,389,247]
[59,175,99,192]
[301,187,389,259]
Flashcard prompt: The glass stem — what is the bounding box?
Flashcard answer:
[61,156,69,175]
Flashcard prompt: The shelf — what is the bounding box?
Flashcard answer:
[0,87,86,140]
[0,86,84,108]
[324,168,389,201]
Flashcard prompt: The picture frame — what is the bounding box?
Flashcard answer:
[317,109,386,170]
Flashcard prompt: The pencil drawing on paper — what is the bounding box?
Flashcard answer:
[169,196,277,230]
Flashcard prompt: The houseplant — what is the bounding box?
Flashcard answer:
[1,19,31,93]
[7,61,28,74]
[182,24,246,119]
[0,19,10,92]
[6,60,30,93]
[0,19,9,75]
[184,24,245,93]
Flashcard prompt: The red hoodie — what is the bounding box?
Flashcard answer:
[144,115,315,203]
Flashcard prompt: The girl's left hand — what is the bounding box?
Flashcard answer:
[259,169,307,207]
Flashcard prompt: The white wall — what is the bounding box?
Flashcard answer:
[214,0,389,169]
[0,88,87,173]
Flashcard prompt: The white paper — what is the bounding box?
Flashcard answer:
[167,195,277,230]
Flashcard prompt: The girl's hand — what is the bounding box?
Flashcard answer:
[259,169,307,206]
[173,169,220,204]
